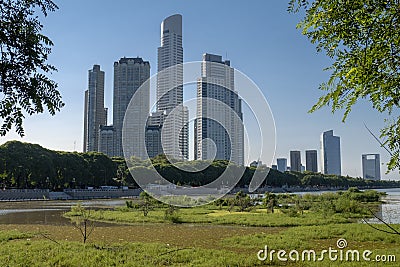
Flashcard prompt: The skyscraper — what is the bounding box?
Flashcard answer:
[155,14,188,160]
[98,125,114,156]
[290,151,301,172]
[113,57,150,158]
[362,154,381,180]
[83,65,107,152]
[145,111,165,158]
[321,130,341,175]
[306,150,318,172]
[277,158,287,172]
[195,53,244,165]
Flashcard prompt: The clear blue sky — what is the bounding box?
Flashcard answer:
[1,0,398,179]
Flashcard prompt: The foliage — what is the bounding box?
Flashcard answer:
[0,0,63,136]
[1,141,399,190]
[288,0,400,172]
[71,189,384,228]
[69,203,95,243]
[164,205,181,223]
[232,191,254,212]
[0,141,119,189]
[138,191,155,216]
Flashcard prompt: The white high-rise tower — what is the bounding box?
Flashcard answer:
[155,14,188,160]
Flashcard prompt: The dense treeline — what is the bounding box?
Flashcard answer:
[0,141,399,190]
[0,141,121,190]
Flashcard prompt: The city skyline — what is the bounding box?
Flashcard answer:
[0,1,397,180]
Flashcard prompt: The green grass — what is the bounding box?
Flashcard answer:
[0,223,399,266]
[67,206,359,227]
[65,189,383,227]
[0,240,262,267]
[0,230,34,242]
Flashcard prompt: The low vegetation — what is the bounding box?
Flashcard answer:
[65,188,385,227]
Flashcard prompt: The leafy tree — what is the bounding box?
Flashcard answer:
[164,204,181,223]
[288,0,399,172]
[233,191,253,212]
[263,192,277,213]
[138,191,155,216]
[70,203,95,243]
[0,0,63,136]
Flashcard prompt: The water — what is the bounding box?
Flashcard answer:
[368,188,400,224]
[0,199,127,225]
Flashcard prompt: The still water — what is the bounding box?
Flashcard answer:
[0,189,399,225]
[0,199,127,225]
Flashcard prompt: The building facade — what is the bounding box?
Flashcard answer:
[290,151,301,172]
[277,158,287,172]
[362,154,381,180]
[98,125,114,156]
[145,111,165,158]
[321,130,341,175]
[305,150,318,173]
[195,53,244,165]
[155,14,188,160]
[83,65,107,152]
[113,57,150,158]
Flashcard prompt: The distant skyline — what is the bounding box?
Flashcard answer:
[0,0,398,179]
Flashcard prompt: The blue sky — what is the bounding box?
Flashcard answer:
[1,0,398,179]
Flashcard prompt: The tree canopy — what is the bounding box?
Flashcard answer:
[0,0,63,136]
[288,0,399,172]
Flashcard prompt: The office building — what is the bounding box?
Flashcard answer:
[362,154,381,180]
[277,158,287,172]
[83,65,107,152]
[290,151,301,172]
[98,125,114,156]
[156,14,188,160]
[195,53,244,165]
[321,130,341,175]
[145,111,165,158]
[306,150,318,172]
[113,57,150,158]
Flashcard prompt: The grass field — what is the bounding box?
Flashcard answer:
[1,190,399,266]
[0,222,399,266]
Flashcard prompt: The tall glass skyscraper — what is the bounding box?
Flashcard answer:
[290,151,301,172]
[83,65,107,152]
[277,158,287,172]
[113,57,150,158]
[155,14,188,160]
[306,150,318,172]
[362,154,381,180]
[321,130,341,175]
[195,53,244,165]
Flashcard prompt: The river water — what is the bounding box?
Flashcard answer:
[0,199,127,225]
[0,189,399,225]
